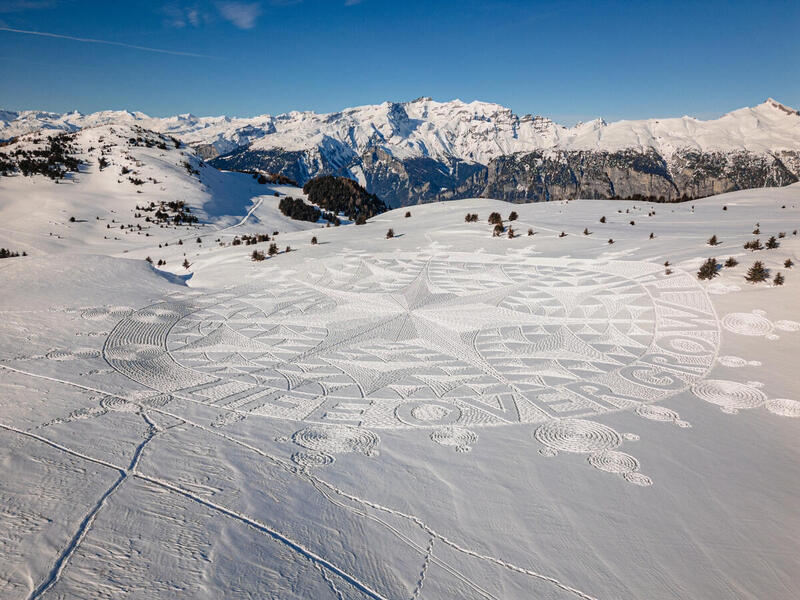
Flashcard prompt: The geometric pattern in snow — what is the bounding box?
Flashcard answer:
[104,252,719,428]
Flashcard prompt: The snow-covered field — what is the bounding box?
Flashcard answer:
[1,145,799,599]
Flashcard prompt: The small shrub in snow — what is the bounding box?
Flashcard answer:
[707,235,719,246]
[773,272,785,286]
[386,228,394,239]
[765,236,779,249]
[508,211,518,221]
[251,250,266,261]
[724,257,738,267]
[784,259,793,268]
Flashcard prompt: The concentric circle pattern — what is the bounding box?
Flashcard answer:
[692,380,767,411]
[103,252,718,429]
[292,424,379,455]
[430,426,478,452]
[534,419,622,454]
[587,451,640,474]
[721,312,774,336]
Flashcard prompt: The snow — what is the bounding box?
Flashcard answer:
[1,144,800,599]
[3,97,798,167]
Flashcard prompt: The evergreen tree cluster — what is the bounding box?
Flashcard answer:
[0,133,81,179]
[0,248,26,259]
[302,176,387,221]
[136,200,198,225]
[279,197,321,222]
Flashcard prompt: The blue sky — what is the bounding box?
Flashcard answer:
[0,0,798,124]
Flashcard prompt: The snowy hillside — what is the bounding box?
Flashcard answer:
[0,123,325,258]
[1,175,800,599]
[3,98,799,206]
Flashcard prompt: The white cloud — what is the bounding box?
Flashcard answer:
[216,2,262,29]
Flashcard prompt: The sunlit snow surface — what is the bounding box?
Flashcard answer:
[1,165,800,598]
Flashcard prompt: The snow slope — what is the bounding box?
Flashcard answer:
[0,124,325,258]
[1,173,800,598]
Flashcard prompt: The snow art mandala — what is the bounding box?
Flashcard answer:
[103,252,719,429]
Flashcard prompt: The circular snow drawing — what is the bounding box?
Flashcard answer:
[692,380,767,413]
[103,253,719,429]
[534,419,622,454]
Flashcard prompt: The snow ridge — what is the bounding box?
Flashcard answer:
[2,97,798,165]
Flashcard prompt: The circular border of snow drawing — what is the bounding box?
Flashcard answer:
[104,252,719,429]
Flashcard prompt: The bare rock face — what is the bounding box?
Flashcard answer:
[477,149,798,203]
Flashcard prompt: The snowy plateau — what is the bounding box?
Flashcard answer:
[0,102,799,600]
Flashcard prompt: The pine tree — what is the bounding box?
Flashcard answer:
[784,259,794,268]
[745,261,769,283]
[583,228,591,235]
[268,242,278,256]
[559,231,567,237]
[527,228,534,236]
[182,258,190,269]
[707,235,718,246]
[649,232,654,239]
[507,227,514,239]
[405,211,411,218]
[488,212,502,225]
[744,239,763,251]
[774,272,785,286]
[765,236,779,249]
[386,228,394,239]
[311,236,318,245]
[508,211,518,221]
[697,258,719,280]
[724,257,738,267]
[600,216,606,223]
[251,249,265,261]
[492,223,504,237]
[608,238,614,244]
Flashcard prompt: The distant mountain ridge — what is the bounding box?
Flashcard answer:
[2,97,799,206]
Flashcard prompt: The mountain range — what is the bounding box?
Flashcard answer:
[2,97,799,206]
